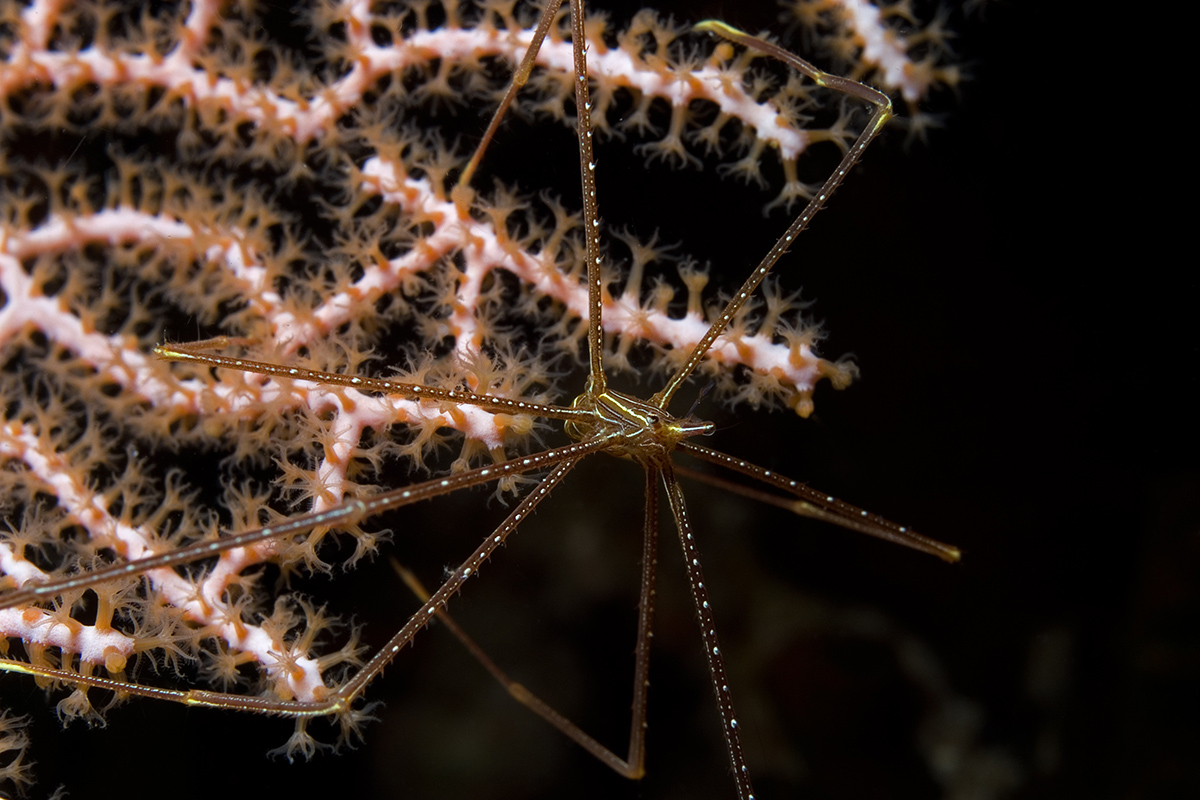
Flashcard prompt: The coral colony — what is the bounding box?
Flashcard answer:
[0,0,958,794]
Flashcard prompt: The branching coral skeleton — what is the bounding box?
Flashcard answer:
[0,0,962,794]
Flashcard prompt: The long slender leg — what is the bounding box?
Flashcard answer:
[452,0,567,213]
[624,465,659,776]
[389,464,659,777]
[0,457,583,719]
[155,341,590,423]
[329,457,583,712]
[654,22,894,409]
[0,437,610,611]
[661,460,756,800]
[568,0,608,395]
[675,442,961,562]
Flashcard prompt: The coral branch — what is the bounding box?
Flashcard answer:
[0,0,958,791]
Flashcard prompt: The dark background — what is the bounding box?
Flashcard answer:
[8,2,1190,799]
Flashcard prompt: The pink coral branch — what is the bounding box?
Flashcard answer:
[0,417,331,702]
[0,0,957,789]
[361,154,841,410]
